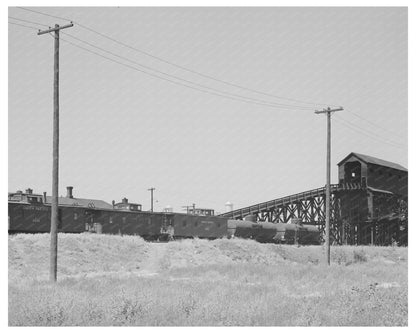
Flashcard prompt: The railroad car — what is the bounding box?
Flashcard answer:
[170,213,228,239]
[8,202,85,233]
[255,222,284,243]
[227,219,321,245]
[8,201,51,233]
[270,222,321,245]
[228,220,261,239]
[297,224,321,245]
[84,208,170,240]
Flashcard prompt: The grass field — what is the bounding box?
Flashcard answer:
[8,233,408,326]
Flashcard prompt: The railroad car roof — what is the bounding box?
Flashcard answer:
[338,152,407,172]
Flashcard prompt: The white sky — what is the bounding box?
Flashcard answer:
[8,6,408,213]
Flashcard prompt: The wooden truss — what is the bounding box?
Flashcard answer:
[219,182,407,245]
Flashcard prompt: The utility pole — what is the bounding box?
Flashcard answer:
[315,106,343,265]
[38,23,73,283]
[148,187,155,212]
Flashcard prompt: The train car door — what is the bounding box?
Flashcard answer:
[84,209,95,232]
[162,214,174,240]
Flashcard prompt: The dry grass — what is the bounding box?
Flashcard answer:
[8,233,407,326]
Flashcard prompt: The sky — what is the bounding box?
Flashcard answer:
[8,6,408,214]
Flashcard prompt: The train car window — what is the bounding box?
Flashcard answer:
[182,220,187,227]
[109,216,113,224]
[122,217,126,224]
[74,213,78,220]
[217,222,221,228]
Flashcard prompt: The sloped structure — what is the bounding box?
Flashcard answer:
[220,152,408,245]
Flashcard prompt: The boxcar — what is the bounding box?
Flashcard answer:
[9,202,51,233]
[83,209,169,240]
[172,214,228,239]
[8,202,86,233]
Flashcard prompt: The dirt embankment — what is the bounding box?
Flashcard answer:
[9,233,408,284]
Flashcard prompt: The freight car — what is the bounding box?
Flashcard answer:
[8,200,85,233]
[170,213,228,239]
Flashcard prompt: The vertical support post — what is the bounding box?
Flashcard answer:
[315,107,343,265]
[325,111,331,264]
[50,24,60,283]
[38,22,73,283]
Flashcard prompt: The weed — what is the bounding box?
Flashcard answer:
[353,249,368,263]
[180,293,197,318]
[8,234,407,326]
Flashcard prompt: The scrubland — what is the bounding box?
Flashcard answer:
[8,233,407,326]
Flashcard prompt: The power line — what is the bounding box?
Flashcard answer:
[16,6,72,22]
[337,115,405,146]
[8,21,39,31]
[346,109,405,140]
[8,16,50,28]
[61,31,313,111]
[334,117,405,149]
[75,21,337,108]
[59,36,314,111]
[16,6,337,108]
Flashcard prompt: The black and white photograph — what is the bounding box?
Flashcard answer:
[5,2,411,327]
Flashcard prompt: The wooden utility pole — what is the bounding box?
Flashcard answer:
[148,187,156,212]
[315,107,343,265]
[38,23,73,282]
